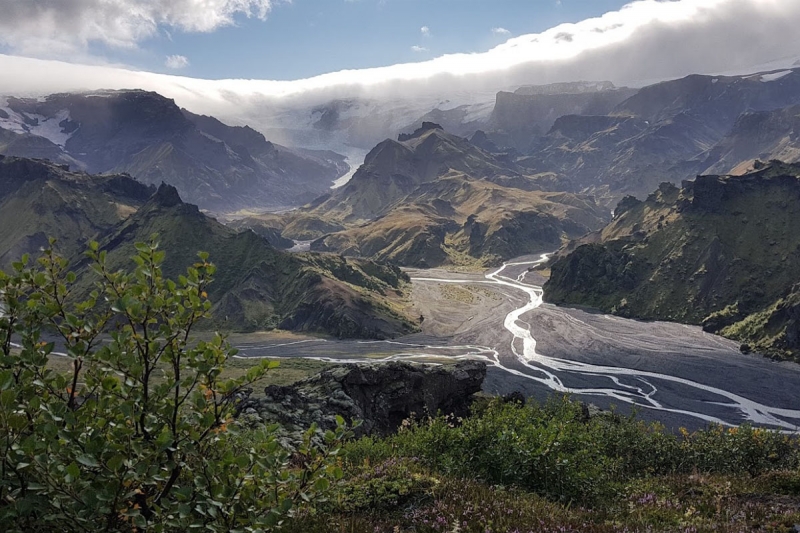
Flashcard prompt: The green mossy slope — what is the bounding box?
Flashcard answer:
[545,162,800,361]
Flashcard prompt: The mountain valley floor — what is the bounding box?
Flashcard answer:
[230,255,800,433]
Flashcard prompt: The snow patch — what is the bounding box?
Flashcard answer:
[760,70,792,82]
[0,100,75,147]
[27,110,74,147]
[0,98,29,135]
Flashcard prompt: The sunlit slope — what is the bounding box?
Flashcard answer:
[545,162,800,361]
[89,184,417,338]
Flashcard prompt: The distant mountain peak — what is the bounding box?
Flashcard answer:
[514,81,617,96]
[398,122,444,142]
[152,182,183,208]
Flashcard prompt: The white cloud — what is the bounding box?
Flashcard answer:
[0,0,273,55]
[492,27,511,36]
[420,26,431,37]
[0,0,799,132]
[165,54,190,69]
[411,45,428,53]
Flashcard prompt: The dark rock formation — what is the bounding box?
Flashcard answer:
[238,361,487,441]
[398,121,443,142]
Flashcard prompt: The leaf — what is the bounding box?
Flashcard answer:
[66,462,80,482]
[107,454,125,472]
[0,390,15,408]
[0,370,14,391]
[77,454,100,468]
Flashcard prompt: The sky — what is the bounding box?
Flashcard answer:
[0,0,799,144]
[0,1,629,80]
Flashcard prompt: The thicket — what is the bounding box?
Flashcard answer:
[0,238,346,532]
[287,400,800,532]
[343,399,799,505]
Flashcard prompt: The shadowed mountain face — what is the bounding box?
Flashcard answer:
[699,105,800,175]
[487,69,800,207]
[0,154,154,270]
[0,156,416,339]
[544,162,800,361]
[234,124,610,268]
[0,91,349,213]
[487,82,638,152]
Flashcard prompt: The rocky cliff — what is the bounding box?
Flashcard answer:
[238,361,487,441]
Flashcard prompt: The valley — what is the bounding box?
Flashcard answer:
[6,5,800,530]
[4,65,800,434]
[232,257,800,432]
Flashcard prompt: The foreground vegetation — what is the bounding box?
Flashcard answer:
[0,239,348,531]
[289,399,800,532]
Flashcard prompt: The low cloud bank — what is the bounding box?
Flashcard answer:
[0,0,798,135]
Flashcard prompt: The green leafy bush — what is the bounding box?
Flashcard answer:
[346,398,615,504]
[0,238,346,532]
[343,398,800,507]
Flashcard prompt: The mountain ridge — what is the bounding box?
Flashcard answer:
[0,91,350,213]
[544,161,800,361]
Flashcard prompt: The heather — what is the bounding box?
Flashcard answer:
[286,399,800,533]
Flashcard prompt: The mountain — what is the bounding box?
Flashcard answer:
[0,156,416,339]
[516,69,800,206]
[0,154,154,269]
[543,162,800,361]
[0,91,349,213]
[486,82,637,152]
[312,175,608,268]
[89,184,417,337]
[309,123,529,223]
[699,104,800,175]
[236,124,609,268]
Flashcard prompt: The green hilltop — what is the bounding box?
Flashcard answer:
[544,161,800,361]
[0,155,417,339]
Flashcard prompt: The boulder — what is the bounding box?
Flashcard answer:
[238,361,486,441]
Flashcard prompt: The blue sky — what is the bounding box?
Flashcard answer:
[171,0,630,80]
[72,0,626,80]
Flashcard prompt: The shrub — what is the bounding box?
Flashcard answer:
[343,398,800,508]
[345,398,615,505]
[0,238,346,532]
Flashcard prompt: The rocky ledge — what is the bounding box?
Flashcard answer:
[237,361,487,441]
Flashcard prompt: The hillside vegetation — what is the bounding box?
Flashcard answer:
[0,156,417,339]
[544,161,800,361]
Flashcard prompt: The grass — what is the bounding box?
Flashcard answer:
[287,468,800,533]
[45,353,329,397]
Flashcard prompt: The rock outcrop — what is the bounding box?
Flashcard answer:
[238,361,487,440]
